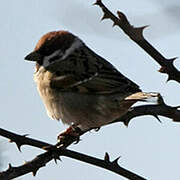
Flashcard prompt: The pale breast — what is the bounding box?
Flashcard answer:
[34,66,63,120]
[34,66,132,131]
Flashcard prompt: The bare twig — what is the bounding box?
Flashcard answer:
[94,0,180,83]
[0,128,146,180]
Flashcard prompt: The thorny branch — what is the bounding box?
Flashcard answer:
[1,1,180,180]
[0,128,146,180]
[0,95,180,179]
[94,0,180,83]
[114,97,180,126]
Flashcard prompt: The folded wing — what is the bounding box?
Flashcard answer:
[47,46,141,96]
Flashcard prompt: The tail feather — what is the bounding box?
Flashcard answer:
[125,92,160,103]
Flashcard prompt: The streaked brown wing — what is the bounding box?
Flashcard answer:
[49,46,141,95]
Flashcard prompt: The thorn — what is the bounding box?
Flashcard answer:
[51,149,62,163]
[131,26,149,40]
[112,156,121,165]
[123,108,134,127]
[153,115,162,123]
[166,75,173,82]
[8,163,13,169]
[54,156,62,164]
[93,0,102,6]
[17,145,22,152]
[74,139,81,144]
[104,152,110,162]
[101,13,109,21]
[166,74,176,83]
[137,25,149,35]
[123,119,130,127]
[32,169,38,176]
[112,22,118,27]
[139,25,149,30]
[94,127,100,132]
[22,134,29,137]
[167,57,178,62]
[73,137,81,144]
[54,158,58,164]
[15,142,22,152]
[117,11,126,20]
[157,94,165,105]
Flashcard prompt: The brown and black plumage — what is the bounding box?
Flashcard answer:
[25,30,158,132]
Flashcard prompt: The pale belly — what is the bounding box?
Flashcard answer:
[38,87,130,131]
[34,66,134,131]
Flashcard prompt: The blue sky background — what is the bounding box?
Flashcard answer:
[0,0,180,179]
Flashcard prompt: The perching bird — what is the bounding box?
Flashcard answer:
[25,30,158,140]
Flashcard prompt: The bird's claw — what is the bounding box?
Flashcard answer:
[57,125,82,147]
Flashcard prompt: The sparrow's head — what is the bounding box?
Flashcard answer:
[25,31,83,66]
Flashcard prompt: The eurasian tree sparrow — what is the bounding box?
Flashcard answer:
[25,31,159,140]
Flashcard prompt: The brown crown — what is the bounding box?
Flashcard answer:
[35,31,76,56]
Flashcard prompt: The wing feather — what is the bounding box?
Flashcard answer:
[48,46,141,95]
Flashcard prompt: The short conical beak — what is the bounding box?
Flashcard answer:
[24,51,42,62]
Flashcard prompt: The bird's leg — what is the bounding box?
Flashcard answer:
[56,125,84,148]
[44,126,99,151]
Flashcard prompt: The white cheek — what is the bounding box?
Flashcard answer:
[42,38,83,68]
[43,49,63,67]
